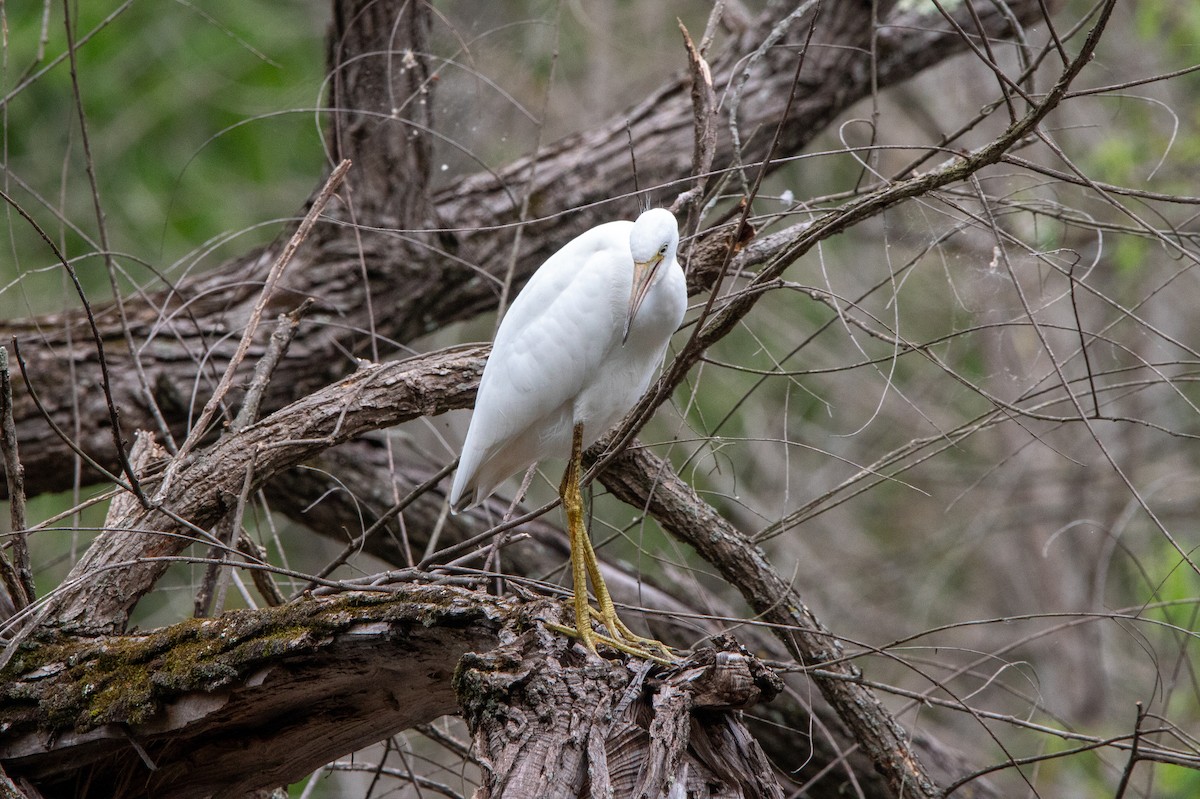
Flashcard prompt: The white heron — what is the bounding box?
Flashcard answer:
[450,207,687,660]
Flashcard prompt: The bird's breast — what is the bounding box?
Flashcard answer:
[572,262,686,443]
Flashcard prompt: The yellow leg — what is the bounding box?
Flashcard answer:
[560,431,599,655]
[558,423,678,663]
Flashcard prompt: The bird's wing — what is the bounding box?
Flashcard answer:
[477,243,625,446]
[453,229,630,505]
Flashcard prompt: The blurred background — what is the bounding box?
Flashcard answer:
[3,1,1199,796]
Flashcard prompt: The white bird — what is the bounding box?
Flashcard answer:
[450,207,687,660]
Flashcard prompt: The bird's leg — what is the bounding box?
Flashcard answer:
[559,423,677,663]
[573,500,675,659]
[561,423,600,655]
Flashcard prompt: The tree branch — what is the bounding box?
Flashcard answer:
[598,444,943,798]
[17,346,484,639]
[0,586,508,798]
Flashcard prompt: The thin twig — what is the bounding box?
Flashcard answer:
[236,533,286,606]
[194,457,256,618]
[1067,257,1101,416]
[494,2,561,331]
[232,300,314,433]
[192,302,315,615]
[62,0,178,455]
[725,1,816,192]
[0,347,33,611]
[161,159,352,497]
[669,18,718,228]
[0,190,147,504]
[9,338,131,492]
[298,458,458,595]
[1112,702,1146,799]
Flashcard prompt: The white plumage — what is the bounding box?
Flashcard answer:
[450,208,687,511]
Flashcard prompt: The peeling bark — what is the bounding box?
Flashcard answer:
[458,629,784,799]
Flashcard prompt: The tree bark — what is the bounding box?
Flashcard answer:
[0,587,784,799]
[1,587,507,798]
[458,630,784,799]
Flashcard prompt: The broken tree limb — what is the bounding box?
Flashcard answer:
[457,622,784,799]
[1,585,786,799]
[0,586,509,799]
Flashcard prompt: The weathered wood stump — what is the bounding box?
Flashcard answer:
[456,601,785,799]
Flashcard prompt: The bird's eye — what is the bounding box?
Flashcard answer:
[658,244,667,255]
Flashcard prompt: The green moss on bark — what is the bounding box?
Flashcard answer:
[0,587,508,737]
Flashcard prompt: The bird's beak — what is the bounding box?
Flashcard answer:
[623,255,662,344]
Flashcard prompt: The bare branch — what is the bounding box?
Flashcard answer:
[24,346,483,637]
[163,159,352,492]
[0,346,32,614]
[598,444,941,799]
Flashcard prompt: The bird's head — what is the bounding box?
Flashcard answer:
[624,208,679,343]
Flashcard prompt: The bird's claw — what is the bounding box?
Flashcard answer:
[592,606,678,661]
[547,609,679,665]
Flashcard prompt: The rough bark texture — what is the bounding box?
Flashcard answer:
[457,629,784,799]
[0,587,784,799]
[1,587,507,799]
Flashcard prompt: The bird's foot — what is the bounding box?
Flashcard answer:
[548,598,680,665]
[595,630,677,665]
[596,608,678,662]
[546,618,677,665]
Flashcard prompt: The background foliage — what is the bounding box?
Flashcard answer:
[4,1,1200,796]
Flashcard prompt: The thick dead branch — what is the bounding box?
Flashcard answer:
[1,586,785,799]
[0,347,31,614]
[0,586,508,799]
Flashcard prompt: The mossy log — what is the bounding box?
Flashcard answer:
[0,585,785,799]
[0,586,506,798]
